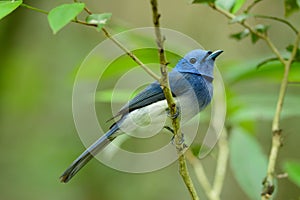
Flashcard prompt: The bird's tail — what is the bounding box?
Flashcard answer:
[60,126,118,183]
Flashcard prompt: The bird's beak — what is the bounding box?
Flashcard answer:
[207,50,223,60]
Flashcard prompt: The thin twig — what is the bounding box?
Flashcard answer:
[254,15,298,34]
[212,129,229,197]
[208,3,286,64]
[150,1,199,200]
[186,129,229,200]
[101,27,160,81]
[245,0,263,13]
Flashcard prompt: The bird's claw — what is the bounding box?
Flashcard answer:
[170,133,188,151]
[167,106,180,119]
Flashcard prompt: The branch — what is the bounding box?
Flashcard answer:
[186,150,214,199]
[21,3,160,81]
[205,3,300,199]
[245,0,263,13]
[262,30,300,200]
[208,3,286,65]
[101,27,160,81]
[150,1,199,200]
[186,128,229,200]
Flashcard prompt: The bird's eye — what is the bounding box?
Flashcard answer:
[207,51,212,55]
[189,58,197,64]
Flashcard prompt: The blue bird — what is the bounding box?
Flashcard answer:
[60,49,223,183]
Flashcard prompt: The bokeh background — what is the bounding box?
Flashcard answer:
[0,0,299,199]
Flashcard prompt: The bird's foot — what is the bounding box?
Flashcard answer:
[170,132,188,151]
[166,106,180,119]
[164,126,174,134]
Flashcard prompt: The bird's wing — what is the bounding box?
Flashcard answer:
[108,71,187,122]
[108,70,192,121]
[109,82,166,120]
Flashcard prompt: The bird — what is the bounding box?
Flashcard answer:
[60,49,223,183]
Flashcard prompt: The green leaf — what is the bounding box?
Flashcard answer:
[284,161,300,187]
[215,0,235,11]
[251,24,269,44]
[47,3,85,34]
[215,0,246,13]
[284,0,300,17]
[286,44,300,62]
[230,29,250,40]
[231,0,246,13]
[0,0,22,20]
[230,13,250,23]
[230,127,268,200]
[86,13,112,31]
[191,0,216,3]
[251,33,259,44]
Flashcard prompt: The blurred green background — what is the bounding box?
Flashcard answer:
[0,0,300,200]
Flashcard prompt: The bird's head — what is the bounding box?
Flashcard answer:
[174,49,223,80]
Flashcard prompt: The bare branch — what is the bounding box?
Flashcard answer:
[262,31,300,200]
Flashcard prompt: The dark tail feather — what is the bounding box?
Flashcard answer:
[60,127,118,183]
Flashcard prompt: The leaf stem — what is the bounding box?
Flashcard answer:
[150,1,199,200]
[21,3,48,14]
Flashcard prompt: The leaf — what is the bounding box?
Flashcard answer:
[284,0,300,17]
[191,0,216,3]
[215,0,236,11]
[284,161,300,187]
[215,0,246,13]
[0,0,22,20]
[230,13,250,23]
[47,3,85,34]
[231,0,246,13]
[86,13,112,31]
[230,29,250,40]
[230,127,268,200]
[251,24,269,44]
[286,44,300,62]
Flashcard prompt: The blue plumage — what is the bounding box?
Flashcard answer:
[60,49,223,183]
